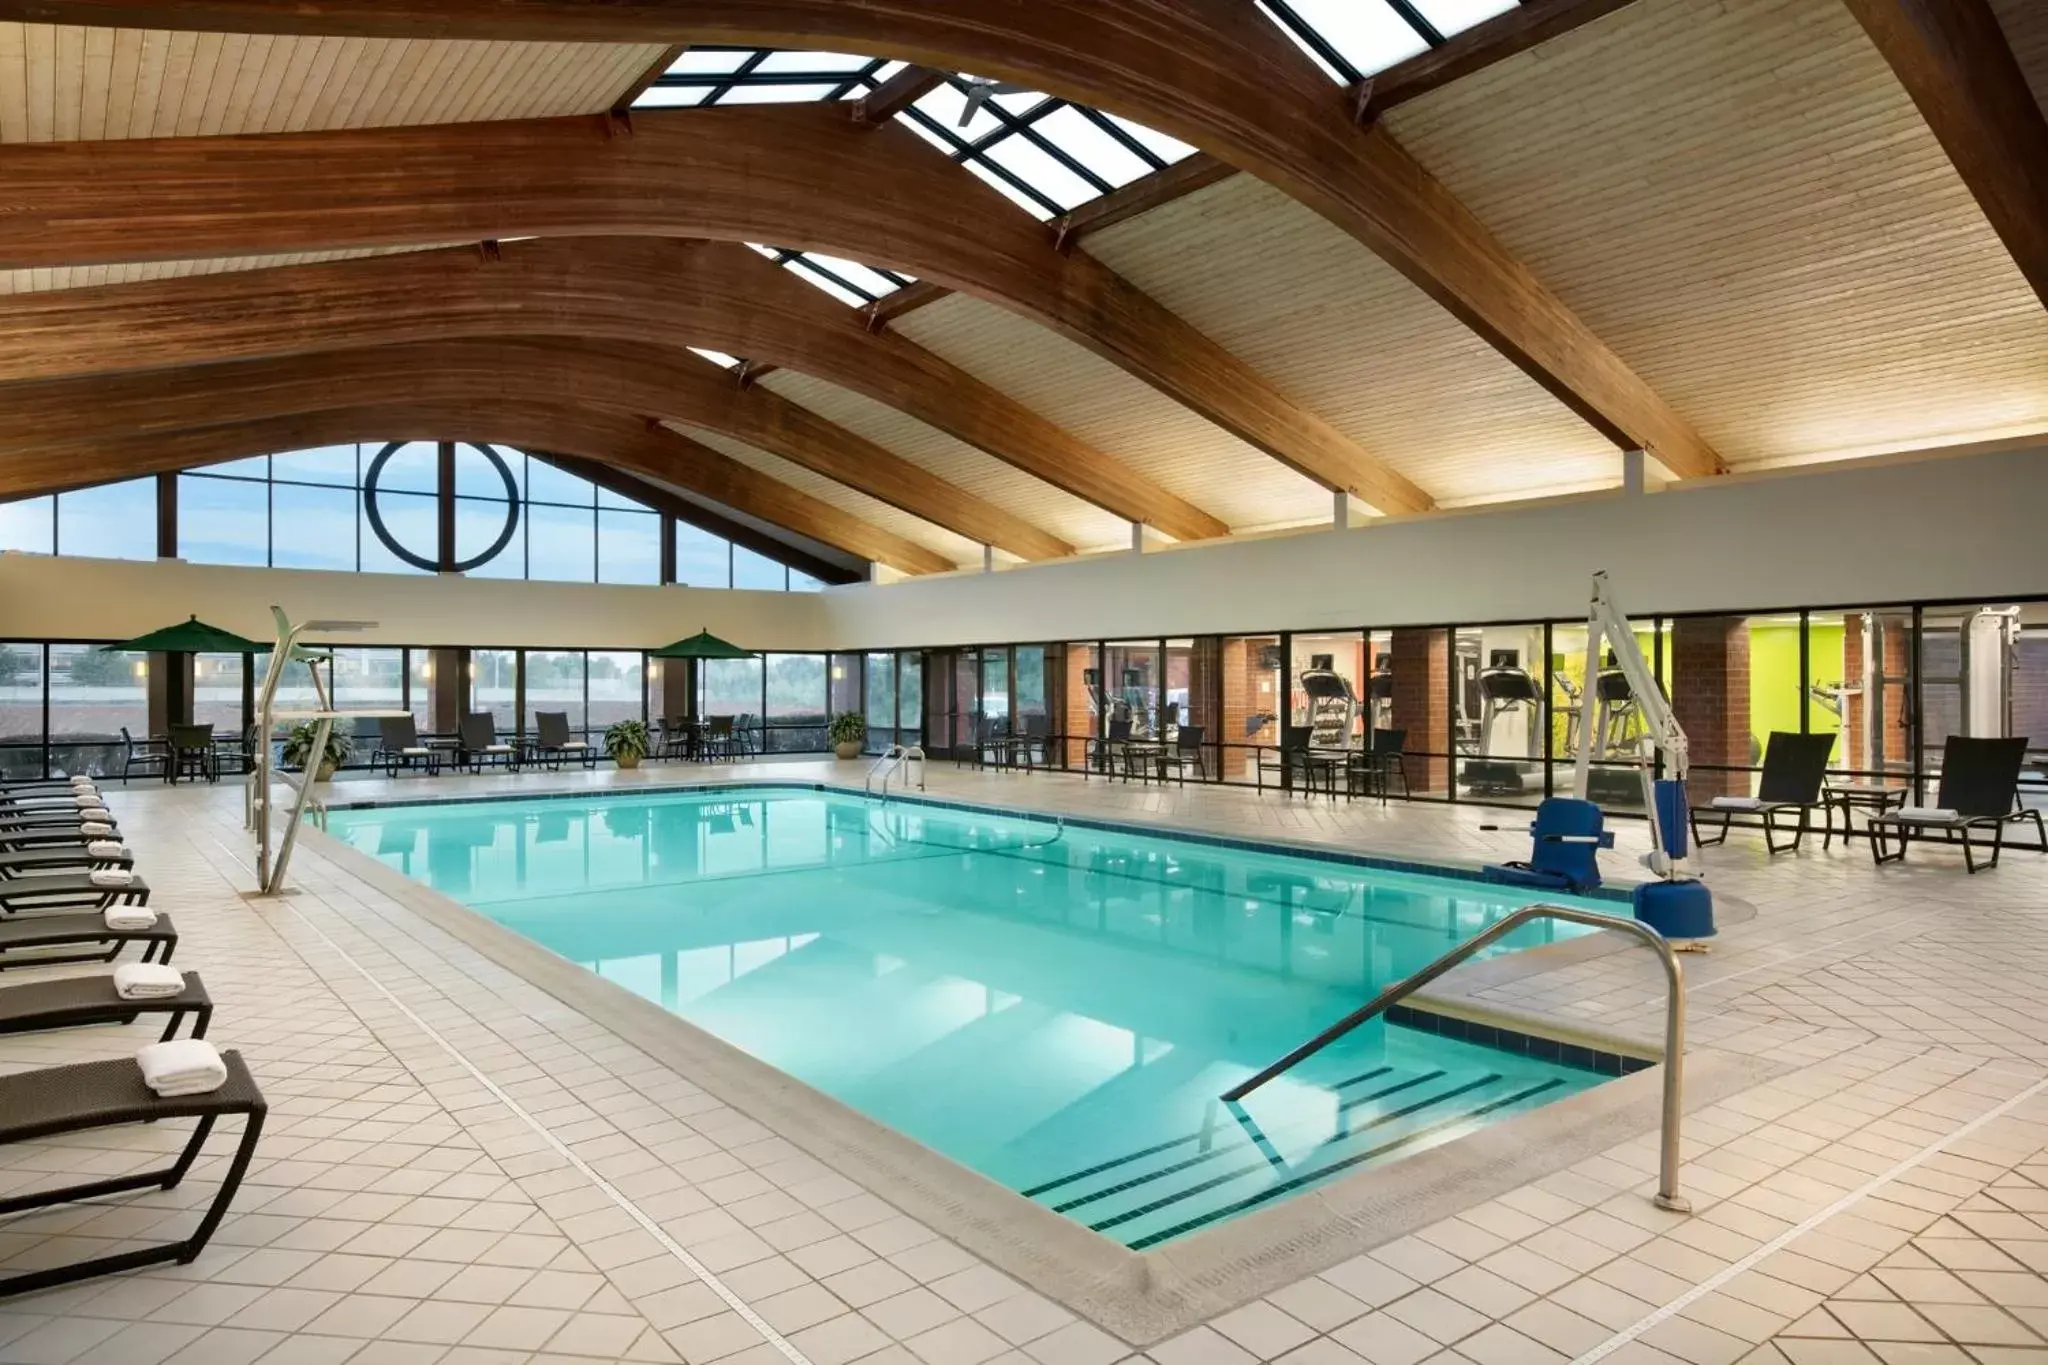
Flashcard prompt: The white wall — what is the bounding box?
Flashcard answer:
[5,442,2044,652]
[0,554,831,649]
[821,444,2048,649]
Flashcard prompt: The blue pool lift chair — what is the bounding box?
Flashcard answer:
[1484,797,1615,894]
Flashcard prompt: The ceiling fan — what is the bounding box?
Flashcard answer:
[956,75,1032,125]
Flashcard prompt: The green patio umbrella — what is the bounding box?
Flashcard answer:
[650,629,757,660]
[98,615,265,654]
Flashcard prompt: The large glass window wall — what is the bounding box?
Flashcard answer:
[7,594,2042,802]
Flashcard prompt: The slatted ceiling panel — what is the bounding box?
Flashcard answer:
[667,424,985,572]
[1991,0,2047,112]
[1087,175,1617,504]
[891,295,1327,535]
[0,245,438,295]
[755,371,1134,555]
[1382,0,2048,470]
[0,23,663,142]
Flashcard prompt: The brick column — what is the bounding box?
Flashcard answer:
[1064,648,1095,768]
[660,658,693,722]
[1389,629,1448,795]
[1670,617,1750,798]
[429,648,466,734]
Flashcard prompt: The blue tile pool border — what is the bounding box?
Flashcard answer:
[318,778,1636,905]
[1386,1004,1654,1077]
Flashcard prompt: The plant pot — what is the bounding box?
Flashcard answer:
[615,752,643,770]
[314,760,336,782]
[834,741,863,760]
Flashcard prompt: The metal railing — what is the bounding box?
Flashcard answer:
[1222,903,1691,1213]
[865,744,927,798]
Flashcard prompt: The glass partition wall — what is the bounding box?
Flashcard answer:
[5,596,2042,806]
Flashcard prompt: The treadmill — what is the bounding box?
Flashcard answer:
[1462,650,1542,795]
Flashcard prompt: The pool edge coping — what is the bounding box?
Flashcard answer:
[294,786,1782,1344]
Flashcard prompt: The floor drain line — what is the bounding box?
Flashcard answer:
[212,837,817,1365]
[1572,1059,2048,1364]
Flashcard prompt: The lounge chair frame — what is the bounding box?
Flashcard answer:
[1868,736,2048,873]
[0,1050,265,1299]
[1688,731,1839,855]
[0,912,177,971]
[0,970,211,1043]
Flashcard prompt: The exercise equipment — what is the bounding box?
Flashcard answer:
[1462,652,1542,795]
[1296,657,1358,750]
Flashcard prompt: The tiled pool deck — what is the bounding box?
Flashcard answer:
[2,758,2046,1365]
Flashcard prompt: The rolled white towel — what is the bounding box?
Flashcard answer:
[135,1038,227,1097]
[79,821,114,837]
[1710,796,1766,811]
[86,841,128,859]
[69,777,96,789]
[89,867,134,888]
[1895,806,1960,824]
[103,906,157,931]
[113,962,186,1000]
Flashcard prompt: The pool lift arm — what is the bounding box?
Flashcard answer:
[1574,573,1692,879]
[1573,574,1715,942]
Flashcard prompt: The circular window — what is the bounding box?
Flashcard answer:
[362,441,520,573]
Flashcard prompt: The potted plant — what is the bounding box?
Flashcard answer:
[605,719,651,770]
[281,722,353,782]
[829,711,867,760]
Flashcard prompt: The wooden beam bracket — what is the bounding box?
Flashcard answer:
[1351,77,1379,127]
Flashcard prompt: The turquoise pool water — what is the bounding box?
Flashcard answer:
[324,786,1611,1248]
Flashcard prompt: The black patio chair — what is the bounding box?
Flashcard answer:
[1689,730,1837,854]
[703,716,736,761]
[534,712,597,771]
[1347,728,1411,805]
[377,715,439,778]
[458,713,517,774]
[166,724,215,785]
[1156,725,1208,785]
[116,728,166,785]
[1870,736,2046,873]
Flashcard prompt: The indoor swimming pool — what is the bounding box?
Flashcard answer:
[323,785,1615,1248]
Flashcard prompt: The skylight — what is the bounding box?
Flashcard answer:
[1256,0,1517,84]
[632,48,1201,235]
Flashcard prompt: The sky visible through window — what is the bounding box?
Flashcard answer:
[632,4,1510,310]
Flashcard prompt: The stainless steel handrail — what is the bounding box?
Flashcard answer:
[865,744,927,798]
[1221,903,1690,1212]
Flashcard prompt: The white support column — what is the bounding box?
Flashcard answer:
[982,544,994,574]
[1623,448,1648,495]
[1332,488,1351,529]
[1130,521,1145,554]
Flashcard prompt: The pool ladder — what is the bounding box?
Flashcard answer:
[866,744,926,800]
[1222,903,1691,1214]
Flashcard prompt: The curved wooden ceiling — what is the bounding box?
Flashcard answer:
[0,0,2041,571]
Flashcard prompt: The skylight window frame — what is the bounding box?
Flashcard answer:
[1258,0,1449,84]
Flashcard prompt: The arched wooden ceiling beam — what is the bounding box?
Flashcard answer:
[0,236,1223,543]
[0,337,1074,561]
[0,105,1392,516]
[0,1,1722,481]
[1841,0,2048,309]
[0,402,955,576]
